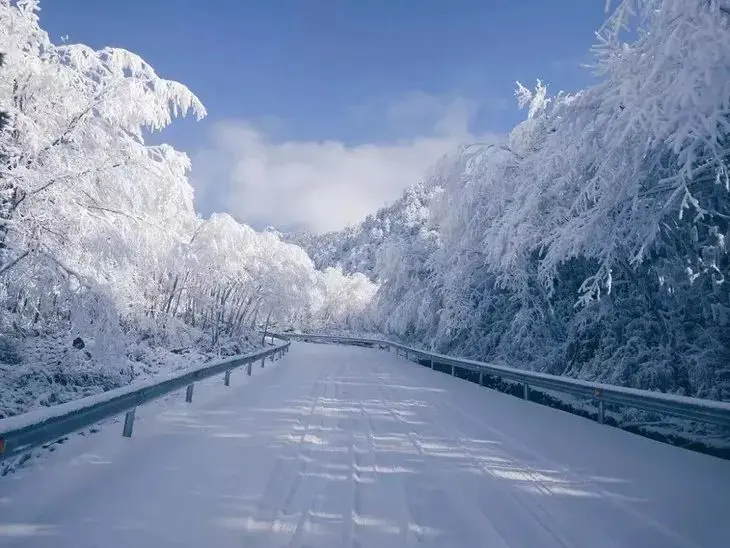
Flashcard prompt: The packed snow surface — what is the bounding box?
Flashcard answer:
[0,343,728,547]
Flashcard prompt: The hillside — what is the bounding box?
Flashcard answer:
[286,177,442,281]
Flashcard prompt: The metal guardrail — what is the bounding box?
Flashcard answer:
[277,333,730,428]
[0,342,290,462]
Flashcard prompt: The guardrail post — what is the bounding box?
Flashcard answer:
[430,359,434,369]
[261,356,265,368]
[186,384,194,403]
[451,364,456,376]
[598,400,605,424]
[224,370,231,386]
[478,371,484,386]
[523,383,530,400]
[122,408,136,437]
[247,360,253,376]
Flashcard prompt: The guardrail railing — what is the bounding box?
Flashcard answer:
[276,332,730,429]
[0,342,290,463]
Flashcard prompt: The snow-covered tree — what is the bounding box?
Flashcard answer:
[0,0,380,419]
[360,0,730,400]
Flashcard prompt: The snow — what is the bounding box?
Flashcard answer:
[293,335,730,413]
[1,342,728,548]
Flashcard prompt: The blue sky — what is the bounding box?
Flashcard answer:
[39,0,609,232]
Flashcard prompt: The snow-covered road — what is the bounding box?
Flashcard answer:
[1,343,728,547]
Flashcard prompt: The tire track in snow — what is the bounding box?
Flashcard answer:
[348,393,390,548]
[415,372,705,548]
[388,380,573,548]
[421,395,598,547]
[287,361,352,548]
[370,366,512,548]
[317,359,377,548]
[241,367,329,546]
[383,358,704,548]
[334,373,359,548]
[369,400,419,547]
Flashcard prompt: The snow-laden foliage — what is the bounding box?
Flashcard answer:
[287,181,439,281]
[317,267,378,330]
[493,0,730,303]
[324,0,730,401]
[0,0,376,418]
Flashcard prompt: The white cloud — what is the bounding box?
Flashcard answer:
[191,94,495,233]
[385,92,479,138]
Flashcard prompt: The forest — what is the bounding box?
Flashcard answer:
[1,0,729,424]
[293,0,730,402]
[0,0,375,418]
